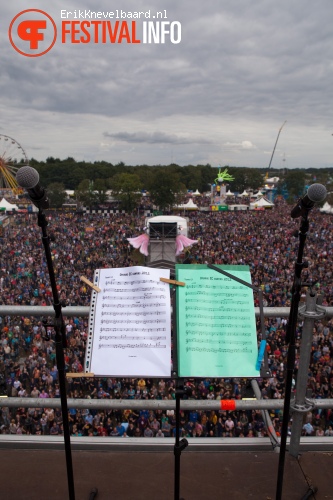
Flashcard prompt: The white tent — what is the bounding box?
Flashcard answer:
[239,190,249,197]
[176,198,199,210]
[266,176,279,185]
[250,197,274,209]
[320,202,333,214]
[0,198,19,211]
[253,190,264,198]
[225,189,235,197]
[192,189,201,196]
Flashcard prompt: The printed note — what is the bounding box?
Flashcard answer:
[86,266,171,376]
[176,264,260,378]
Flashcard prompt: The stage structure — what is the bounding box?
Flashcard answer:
[127,215,198,274]
[210,168,234,211]
[147,215,181,264]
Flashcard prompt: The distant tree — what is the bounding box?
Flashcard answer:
[199,164,215,193]
[283,170,306,199]
[246,169,264,190]
[228,168,247,193]
[180,165,202,192]
[148,169,186,210]
[110,173,142,212]
[46,156,61,164]
[93,179,108,204]
[227,167,263,192]
[134,166,155,191]
[65,165,87,189]
[91,162,116,180]
[75,179,97,208]
[47,182,66,208]
[174,183,188,206]
[29,157,39,166]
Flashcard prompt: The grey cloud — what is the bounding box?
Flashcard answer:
[103,131,212,145]
[0,0,332,168]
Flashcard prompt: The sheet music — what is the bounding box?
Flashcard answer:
[85,266,171,376]
[176,264,260,378]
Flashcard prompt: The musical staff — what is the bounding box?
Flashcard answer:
[99,335,166,341]
[102,294,166,301]
[106,287,165,293]
[185,314,249,320]
[100,310,166,316]
[100,319,167,325]
[100,327,166,333]
[185,330,252,337]
[105,279,159,286]
[185,346,253,354]
[185,338,252,345]
[102,302,166,308]
[99,343,166,349]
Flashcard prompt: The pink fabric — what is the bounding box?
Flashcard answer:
[127,234,150,256]
[128,233,198,257]
[175,235,198,256]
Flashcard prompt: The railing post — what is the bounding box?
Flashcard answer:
[289,291,326,457]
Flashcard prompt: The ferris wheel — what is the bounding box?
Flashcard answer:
[0,134,29,193]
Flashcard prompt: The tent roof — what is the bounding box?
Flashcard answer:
[250,197,274,208]
[147,215,188,225]
[253,190,264,197]
[225,190,234,196]
[177,198,199,209]
[0,198,19,210]
[320,202,333,214]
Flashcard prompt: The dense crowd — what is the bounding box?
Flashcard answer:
[0,200,333,439]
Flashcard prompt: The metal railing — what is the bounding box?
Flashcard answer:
[1,301,333,455]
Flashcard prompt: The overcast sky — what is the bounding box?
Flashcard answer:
[1,0,332,170]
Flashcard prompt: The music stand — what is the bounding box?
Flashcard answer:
[172,264,269,499]
[171,285,188,500]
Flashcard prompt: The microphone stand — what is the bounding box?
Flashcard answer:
[174,380,188,500]
[37,209,76,500]
[275,213,309,500]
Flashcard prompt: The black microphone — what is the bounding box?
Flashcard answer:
[290,183,327,219]
[16,166,49,209]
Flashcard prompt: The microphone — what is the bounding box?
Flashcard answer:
[16,166,49,209]
[290,183,327,219]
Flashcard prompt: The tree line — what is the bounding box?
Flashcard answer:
[28,157,333,210]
